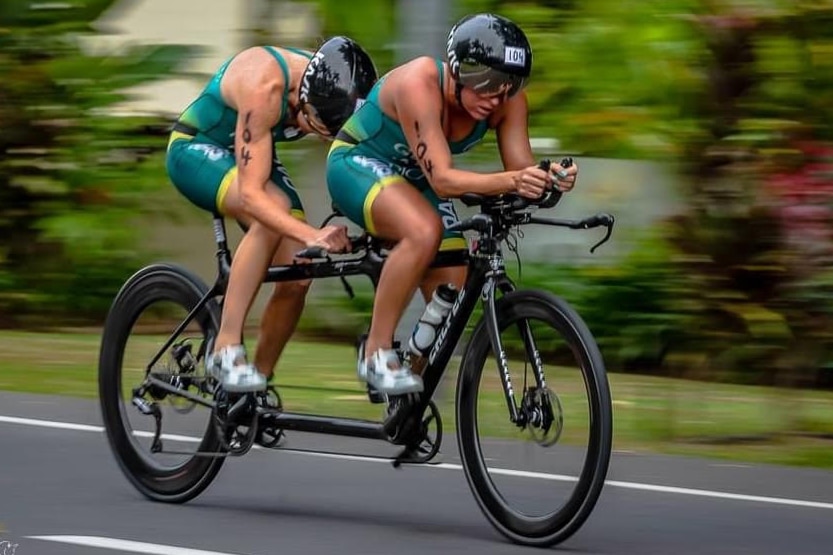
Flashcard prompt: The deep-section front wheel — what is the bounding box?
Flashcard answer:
[456,289,612,547]
[99,263,224,503]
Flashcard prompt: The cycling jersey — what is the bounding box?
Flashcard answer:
[326,59,488,250]
[166,46,310,215]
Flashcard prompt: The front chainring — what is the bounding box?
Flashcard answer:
[213,389,258,456]
[390,399,443,466]
[254,386,285,448]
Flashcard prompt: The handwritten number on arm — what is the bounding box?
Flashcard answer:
[414,121,434,178]
[240,111,254,166]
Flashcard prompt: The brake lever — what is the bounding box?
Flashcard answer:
[340,276,355,299]
[512,157,574,211]
[551,156,574,179]
[589,214,615,254]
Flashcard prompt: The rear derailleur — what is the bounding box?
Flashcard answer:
[131,337,209,453]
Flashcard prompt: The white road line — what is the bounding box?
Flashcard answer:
[0,415,200,443]
[0,415,103,433]
[27,535,251,555]
[276,450,833,510]
[4,414,833,511]
[603,480,833,510]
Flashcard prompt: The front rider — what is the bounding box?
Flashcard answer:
[166,37,378,392]
[325,14,579,396]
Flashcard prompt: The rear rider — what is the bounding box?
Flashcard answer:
[166,37,378,392]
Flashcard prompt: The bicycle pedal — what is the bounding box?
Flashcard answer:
[366,384,386,404]
[391,444,440,468]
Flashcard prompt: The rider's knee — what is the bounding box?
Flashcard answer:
[406,217,443,255]
[246,220,282,250]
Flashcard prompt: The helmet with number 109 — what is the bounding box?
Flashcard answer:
[446,13,532,98]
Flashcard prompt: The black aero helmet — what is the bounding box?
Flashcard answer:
[299,36,378,136]
[446,13,532,97]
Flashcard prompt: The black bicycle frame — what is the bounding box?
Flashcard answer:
[144,215,465,388]
[144,217,388,373]
[142,203,609,443]
[409,235,542,429]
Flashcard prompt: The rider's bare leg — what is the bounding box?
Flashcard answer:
[214,180,294,350]
[253,237,311,379]
[349,181,442,394]
[418,265,466,303]
[365,181,443,358]
[206,179,295,391]
[408,265,466,377]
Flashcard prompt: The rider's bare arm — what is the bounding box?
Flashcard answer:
[225,51,316,244]
[493,91,578,191]
[392,60,522,199]
[493,93,536,171]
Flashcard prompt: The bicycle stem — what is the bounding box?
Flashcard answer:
[416,235,536,429]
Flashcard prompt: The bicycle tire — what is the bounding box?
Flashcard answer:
[456,289,612,547]
[98,263,225,503]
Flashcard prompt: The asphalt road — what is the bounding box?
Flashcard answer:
[1,391,832,555]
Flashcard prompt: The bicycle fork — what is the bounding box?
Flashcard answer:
[482,268,548,428]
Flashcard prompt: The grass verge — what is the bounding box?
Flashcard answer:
[2,330,833,469]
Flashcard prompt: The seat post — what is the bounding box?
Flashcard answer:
[212,216,232,291]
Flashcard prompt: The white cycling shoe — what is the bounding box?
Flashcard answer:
[206,344,266,393]
[359,348,423,395]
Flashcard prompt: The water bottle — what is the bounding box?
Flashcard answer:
[408,284,458,373]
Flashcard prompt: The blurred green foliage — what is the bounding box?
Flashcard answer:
[292,0,833,389]
[0,0,197,326]
[300,0,397,71]
[4,0,833,392]
[444,0,833,388]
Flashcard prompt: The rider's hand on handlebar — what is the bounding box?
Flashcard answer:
[305,224,351,254]
[547,159,579,193]
[512,165,551,199]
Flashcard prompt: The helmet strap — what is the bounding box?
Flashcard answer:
[454,81,464,109]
